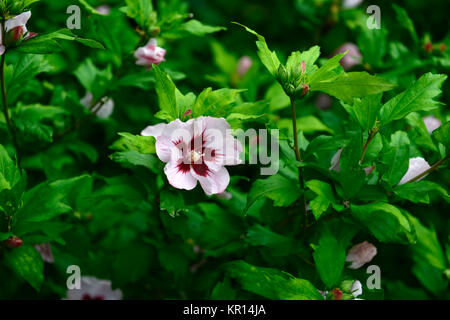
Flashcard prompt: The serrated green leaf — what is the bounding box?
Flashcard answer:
[225,260,323,300]
[380,73,447,125]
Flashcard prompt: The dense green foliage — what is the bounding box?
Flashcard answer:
[0,0,449,300]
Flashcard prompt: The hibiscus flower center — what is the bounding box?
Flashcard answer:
[190,150,203,163]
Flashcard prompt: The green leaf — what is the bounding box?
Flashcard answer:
[176,19,226,36]
[351,202,415,244]
[393,181,449,204]
[74,59,113,100]
[225,260,323,300]
[309,52,345,84]
[120,0,157,33]
[433,121,450,150]
[380,73,447,125]
[0,144,21,192]
[192,87,243,117]
[286,46,320,77]
[393,4,419,45]
[409,215,448,295]
[246,175,301,211]
[233,23,281,77]
[246,224,295,255]
[310,72,395,104]
[14,181,72,223]
[381,131,410,187]
[313,228,346,288]
[305,180,336,220]
[153,65,193,120]
[4,245,44,291]
[17,29,104,54]
[342,93,383,131]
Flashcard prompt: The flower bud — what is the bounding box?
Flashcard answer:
[150,27,161,37]
[183,109,193,120]
[5,236,23,248]
[340,280,355,293]
[285,83,296,96]
[4,25,24,47]
[424,42,433,53]
[329,288,343,300]
[277,64,288,85]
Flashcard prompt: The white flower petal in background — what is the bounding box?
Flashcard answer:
[34,243,54,263]
[342,0,363,9]
[333,42,362,70]
[346,241,377,269]
[81,92,114,119]
[96,5,111,16]
[351,280,363,298]
[236,56,253,76]
[65,276,123,300]
[423,115,441,134]
[398,157,431,185]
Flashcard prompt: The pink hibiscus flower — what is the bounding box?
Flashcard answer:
[134,38,166,69]
[141,117,243,195]
[65,276,123,300]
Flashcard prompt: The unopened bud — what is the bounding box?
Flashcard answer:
[329,288,343,300]
[5,236,23,248]
[277,64,288,85]
[183,109,193,120]
[439,43,447,53]
[340,280,354,293]
[150,27,161,37]
[285,83,296,96]
[4,26,24,47]
[424,42,433,53]
[297,83,309,98]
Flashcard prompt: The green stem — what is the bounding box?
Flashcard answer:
[290,97,307,214]
[405,155,449,184]
[0,18,20,163]
[359,130,377,164]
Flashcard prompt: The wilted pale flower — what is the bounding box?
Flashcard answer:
[134,38,166,69]
[81,92,114,119]
[423,115,442,134]
[65,276,123,300]
[346,241,377,269]
[141,117,243,195]
[342,0,363,9]
[334,43,362,70]
[351,280,363,299]
[34,243,54,263]
[0,11,35,55]
[398,157,431,185]
[96,5,111,15]
[236,56,253,76]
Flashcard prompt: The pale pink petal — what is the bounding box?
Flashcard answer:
[346,241,377,269]
[0,45,4,55]
[423,116,441,134]
[398,157,431,185]
[155,135,181,163]
[5,11,31,33]
[192,166,230,196]
[141,123,167,137]
[164,161,197,190]
[66,276,123,300]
